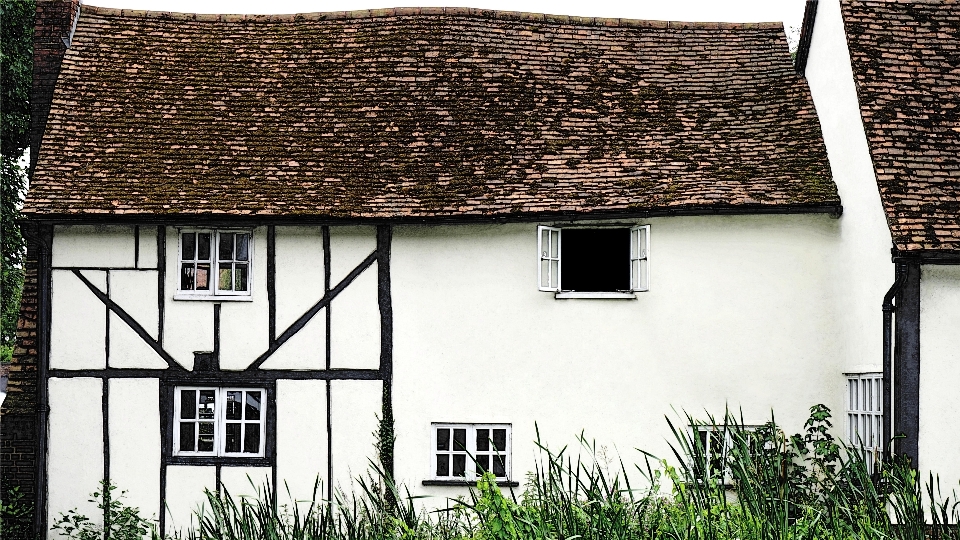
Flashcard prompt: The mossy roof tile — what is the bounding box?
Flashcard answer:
[25,5,837,219]
[842,0,960,254]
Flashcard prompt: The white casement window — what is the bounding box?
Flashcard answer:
[173,387,266,457]
[847,373,883,473]
[690,425,760,484]
[178,230,252,298]
[432,423,511,481]
[537,225,650,295]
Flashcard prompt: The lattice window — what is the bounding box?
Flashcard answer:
[432,424,511,481]
[174,387,265,457]
[178,230,252,298]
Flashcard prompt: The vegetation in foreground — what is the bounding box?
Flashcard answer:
[25,405,960,539]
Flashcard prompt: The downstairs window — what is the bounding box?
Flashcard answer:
[173,387,266,458]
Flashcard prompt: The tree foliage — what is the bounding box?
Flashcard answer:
[0,0,33,358]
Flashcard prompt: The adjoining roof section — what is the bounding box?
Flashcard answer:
[842,0,960,256]
[24,6,839,220]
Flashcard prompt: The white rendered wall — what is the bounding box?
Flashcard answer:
[804,0,895,375]
[50,270,106,369]
[219,467,273,500]
[48,378,104,535]
[109,270,166,368]
[217,228,269,370]
[329,227,380,370]
[52,225,136,268]
[330,379,382,492]
[108,379,161,521]
[390,219,848,501]
[164,466,215,534]
[919,266,960,488]
[276,380,328,503]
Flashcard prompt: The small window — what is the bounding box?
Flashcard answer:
[432,423,511,481]
[173,387,266,457]
[847,373,883,473]
[538,225,649,294]
[178,230,252,298]
[689,424,761,484]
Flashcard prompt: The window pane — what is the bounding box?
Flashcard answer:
[453,429,466,451]
[182,233,196,260]
[452,454,466,477]
[437,429,450,451]
[180,390,196,419]
[493,429,506,452]
[197,233,211,260]
[550,260,559,289]
[244,424,261,453]
[550,230,559,258]
[436,454,449,476]
[198,422,215,452]
[540,260,549,288]
[226,391,242,420]
[476,454,489,476]
[493,455,506,477]
[476,429,489,452]
[220,233,235,261]
[179,422,195,452]
[219,267,233,291]
[196,263,210,290]
[246,392,262,420]
[225,423,241,453]
[199,390,215,419]
[181,264,196,290]
[236,234,249,261]
[235,264,248,292]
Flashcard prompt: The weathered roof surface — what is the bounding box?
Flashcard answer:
[842,0,960,254]
[25,6,838,219]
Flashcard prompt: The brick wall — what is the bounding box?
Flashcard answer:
[1,244,39,536]
[30,0,79,173]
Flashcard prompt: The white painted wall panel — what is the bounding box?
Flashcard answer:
[389,219,847,501]
[330,380,382,492]
[219,467,273,501]
[50,270,106,369]
[805,0,895,374]
[218,227,270,370]
[164,466,215,535]
[920,266,960,488]
[48,378,103,535]
[260,310,325,370]
[109,379,160,521]
[164,228,213,370]
[138,226,159,269]
[277,380,328,504]
[330,265,380,369]
[275,226,326,330]
[110,270,167,368]
[329,226,376,283]
[53,225,136,268]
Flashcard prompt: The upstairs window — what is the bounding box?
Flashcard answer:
[538,225,649,296]
[178,230,252,298]
[173,387,266,457]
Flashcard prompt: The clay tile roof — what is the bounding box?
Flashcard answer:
[24,5,839,220]
[842,0,960,254]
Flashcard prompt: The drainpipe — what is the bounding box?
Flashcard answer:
[882,263,907,460]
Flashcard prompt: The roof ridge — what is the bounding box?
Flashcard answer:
[80,4,783,30]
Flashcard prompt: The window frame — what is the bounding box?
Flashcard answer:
[688,424,761,485]
[537,224,650,296]
[846,372,883,473]
[429,423,512,482]
[168,385,271,463]
[175,228,254,300]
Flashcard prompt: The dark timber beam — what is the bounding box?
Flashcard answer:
[894,261,921,466]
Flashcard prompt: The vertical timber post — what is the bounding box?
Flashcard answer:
[376,225,395,502]
[894,260,921,467]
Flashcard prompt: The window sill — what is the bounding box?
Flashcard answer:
[173,294,253,302]
[554,291,636,299]
[422,479,520,488]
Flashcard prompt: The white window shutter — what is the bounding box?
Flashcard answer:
[537,226,561,291]
[630,225,650,292]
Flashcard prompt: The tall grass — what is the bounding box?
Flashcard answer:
[150,405,960,540]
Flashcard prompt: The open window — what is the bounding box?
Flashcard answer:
[538,225,649,296]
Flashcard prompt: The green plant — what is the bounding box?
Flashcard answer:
[1,486,34,540]
[51,481,157,540]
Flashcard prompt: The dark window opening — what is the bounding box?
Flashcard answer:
[562,229,630,292]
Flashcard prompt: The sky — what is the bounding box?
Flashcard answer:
[82,0,809,48]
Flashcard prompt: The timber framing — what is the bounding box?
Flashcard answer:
[28,222,395,538]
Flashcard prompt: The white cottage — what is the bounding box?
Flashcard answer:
[3,0,933,536]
